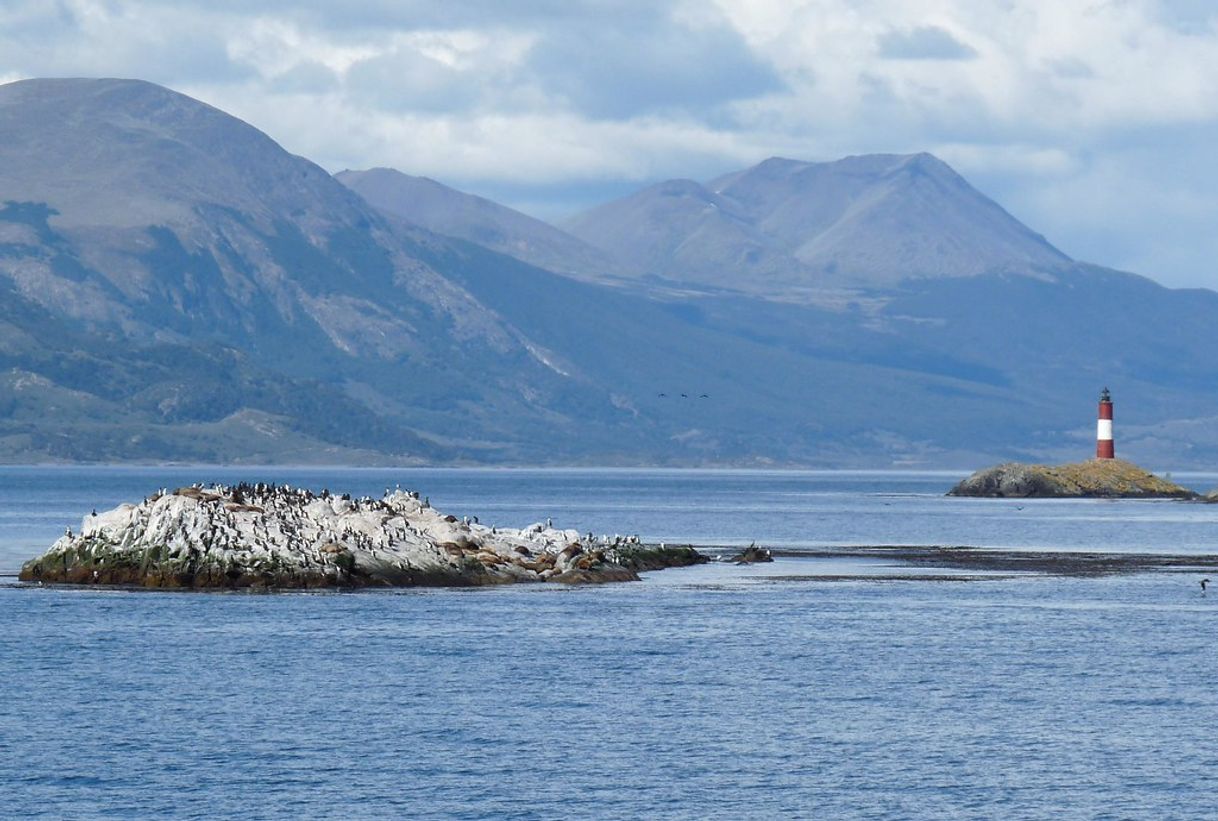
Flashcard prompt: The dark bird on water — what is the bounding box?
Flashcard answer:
[1202,578,1210,592]
[658,393,667,397]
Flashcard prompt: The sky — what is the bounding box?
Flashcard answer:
[2,0,1217,288]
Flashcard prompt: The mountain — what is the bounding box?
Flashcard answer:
[0,78,651,462]
[5,78,1218,468]
[335,168,626,282]
[564,153,1070,297]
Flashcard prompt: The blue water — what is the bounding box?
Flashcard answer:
[4,467,1218,573]
[4,467,1218,818]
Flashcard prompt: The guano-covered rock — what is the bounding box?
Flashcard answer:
[18,484,704,589]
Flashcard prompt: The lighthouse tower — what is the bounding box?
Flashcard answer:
[1096,388,1114,459]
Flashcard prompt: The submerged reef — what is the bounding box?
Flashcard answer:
[19,483,705,590]
[948,459,1196,499]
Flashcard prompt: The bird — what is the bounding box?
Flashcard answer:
[1202,578,1210,593]
[658,393,667,398]
[699,394,709,399]
[680,393,688,398]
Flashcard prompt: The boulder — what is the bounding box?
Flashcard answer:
[726,544,773,564]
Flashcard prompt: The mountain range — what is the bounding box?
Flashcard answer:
[3,77,1218,467]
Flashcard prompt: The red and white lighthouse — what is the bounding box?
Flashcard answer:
[1096,387,1114,459]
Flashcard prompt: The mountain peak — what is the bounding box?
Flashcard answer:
[1,77,236,132]
[0,76,340,232]
[566,151,1069,295]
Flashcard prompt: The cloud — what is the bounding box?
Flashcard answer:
[1156,0,1218,34]
[523,10,784,118]
[343,41,483,113]
[264,60,340,95]
[3,0,1218,287]
[878,25,977,60]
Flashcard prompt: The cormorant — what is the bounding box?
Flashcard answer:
[1202,578,1210,592]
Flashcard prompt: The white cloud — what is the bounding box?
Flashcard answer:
[3,0,1218,286]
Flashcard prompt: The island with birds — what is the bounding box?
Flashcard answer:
[18,483,706,590]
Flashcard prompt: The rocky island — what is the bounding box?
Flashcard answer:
[18,484,706,590]
[948,458,1196,499]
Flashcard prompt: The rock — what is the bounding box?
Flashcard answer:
[549,566,638,584]
[17,483,700,590]
[609,544,709,572]
[726,544,773,564]
[948,459,1196,499]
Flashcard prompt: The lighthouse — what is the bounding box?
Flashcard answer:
[1096,387,1114,459]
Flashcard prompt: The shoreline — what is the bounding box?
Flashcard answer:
[11,544,1218,592]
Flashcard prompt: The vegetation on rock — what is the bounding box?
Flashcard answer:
[948,459,1196,499]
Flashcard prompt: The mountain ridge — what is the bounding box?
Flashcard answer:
[336,167,628,283]
[563,151,1071,297]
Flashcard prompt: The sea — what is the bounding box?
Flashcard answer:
[3,466,1218,819]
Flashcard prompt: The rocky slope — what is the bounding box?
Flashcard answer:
[0,78,649,463]
[948,459,1196,498]
[18,484,704,589]
[336,168,626,281]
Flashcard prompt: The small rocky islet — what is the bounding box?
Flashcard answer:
[948,458,1197,499]
[18,483,706,590]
